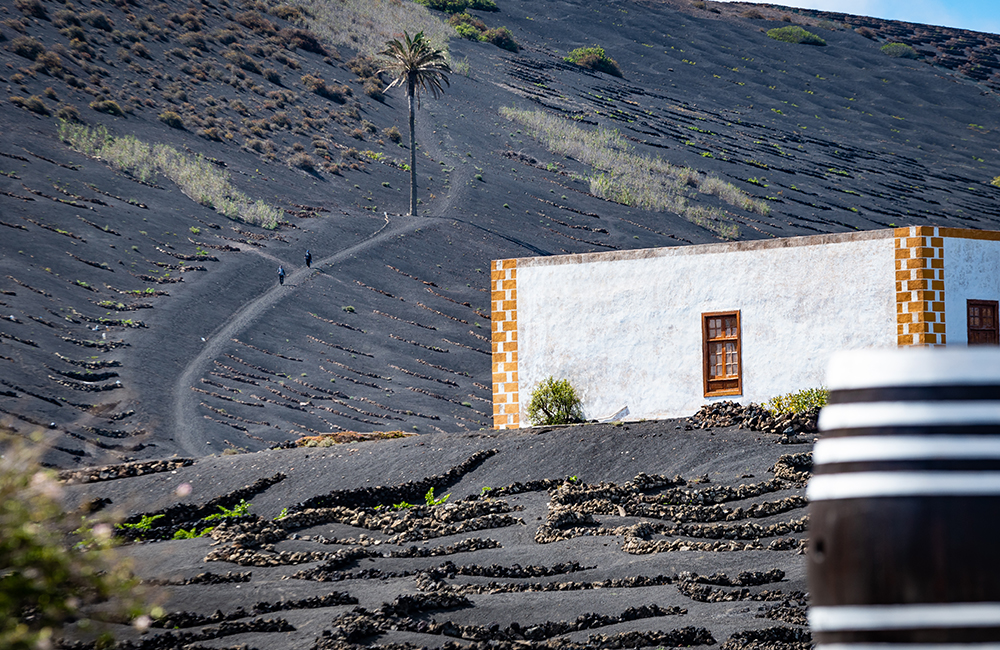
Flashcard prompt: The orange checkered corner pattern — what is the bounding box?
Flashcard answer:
[895,226,946,346]
[492,259,519,429]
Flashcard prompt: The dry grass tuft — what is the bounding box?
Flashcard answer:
[272,0,450,56]
[501,108,771,238]
[59,121,283,229]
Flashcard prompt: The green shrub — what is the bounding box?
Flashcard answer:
[764,387,828,415]
[416,0,497,12]
[564,46,623,77]
[881,42,917,58]
[527,377,585,426]
[449,12,486,31]
[10,95,49,115]
[483,27,518,52]
[158,110,184,129]
[0,437,141,649]
[991,176,1000,188]
[454,22,483,40]
[766,26,826,46]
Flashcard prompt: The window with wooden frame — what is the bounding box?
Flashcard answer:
[703,311,742,396]
[968,299,999,345]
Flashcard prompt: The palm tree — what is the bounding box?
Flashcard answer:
[379,31,450,216]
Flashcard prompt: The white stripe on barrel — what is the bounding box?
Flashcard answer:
[810,603,1000,631]
[814,436,1000,464]
[827,348,1000,390]
[808,471,1000,500]
[819,402,1000,430]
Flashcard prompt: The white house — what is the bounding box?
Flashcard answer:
[491,226,1000,429]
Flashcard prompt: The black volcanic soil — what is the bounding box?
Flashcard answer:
[59,419,813,650]
[2,0,1000,466]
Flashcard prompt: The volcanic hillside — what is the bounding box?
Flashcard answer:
[1,0,1000,466]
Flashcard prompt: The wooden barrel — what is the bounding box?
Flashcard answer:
[809,347,1000,647]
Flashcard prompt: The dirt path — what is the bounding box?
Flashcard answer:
[171,213,418,456]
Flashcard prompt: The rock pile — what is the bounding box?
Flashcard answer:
[58,458,194,484]
[688,401,819,435]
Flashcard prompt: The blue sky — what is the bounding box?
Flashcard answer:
[718,1,1000,35]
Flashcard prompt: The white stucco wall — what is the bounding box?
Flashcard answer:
[516,233,897,423]
[943,236,1000,345]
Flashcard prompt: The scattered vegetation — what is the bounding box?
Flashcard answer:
[1,438,140,649]
[527,377,585,426]
[766,26,827,46]
[158,111,184,129]
[482,26,518,52]
[89,99,124,116]
[424,487,450,506]
[415,0,498,13]
[10,95,49,115]
[881,42,918,58]
[276,0,451,56]
[764,387,829,415]
[294,430,412,446]
[59,121,283,228]
[564,46,623,77]
[502,107,769,237]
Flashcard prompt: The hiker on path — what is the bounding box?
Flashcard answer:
[278,265,285,285]
[305,250,312,268]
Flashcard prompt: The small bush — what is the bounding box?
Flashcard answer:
[363,78,384,101]
[764,387,828,415]
[81,9,113,31]
[881,42,917,59]
[383,125,401,143]
[416,0,497,12]
[289,152,316,171]
[301,74,349,102]
[991,176,1000,188]
[56,103,81,122]
[234,11,276,34]
[279,27,325,55]
[454,23,483,40]
[855,26,877,39]
[213,28,240,45]
[158,110,184,129]
[14,0,46,20]
[270,5,301,21]
[10,35,44,60]
[564,46,623,77]
[223,49,262,74]
[483,27,518,52]
[90,99,123,116]
[262,67,282,84]
[448,12,487,40]
[741,8,763,19]
[766,26,826,46]
[10,95,49,115]
[527,377,584,426]
[0,437,141,649]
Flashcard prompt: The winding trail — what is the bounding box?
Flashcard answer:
[171,213,419,456]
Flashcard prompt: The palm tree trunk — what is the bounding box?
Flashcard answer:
[407,76,417,216]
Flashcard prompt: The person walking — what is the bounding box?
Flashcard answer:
[277,265,285,285]
[305,249,312,268]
